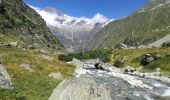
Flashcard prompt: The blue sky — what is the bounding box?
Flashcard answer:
[23,0,148,19]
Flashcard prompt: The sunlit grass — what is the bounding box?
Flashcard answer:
[110,47,170,76]
[0,47,75,99]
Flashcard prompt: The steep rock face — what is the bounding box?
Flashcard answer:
[82,0,170,51]
[0,0,63,50]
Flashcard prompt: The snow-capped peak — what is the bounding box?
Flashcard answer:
[29,5,112,27]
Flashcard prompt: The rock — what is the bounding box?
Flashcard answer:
[166,52,170,57]
[19,64,35,72]
[49,75,112,100]
[28,45,35,49]
[39,49,49,55]
[9,42,18,47]
[68,58,82,66]
[115,43,127,49]
[0,64,13,89]
[48,72,63,80]
[94,63,104,70]
[137,45,145,48]
[123,66,136,73]
[153,54,161,60]
[140,54,154,66]
[40,54,54,61]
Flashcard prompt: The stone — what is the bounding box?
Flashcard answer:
[48,72,63,80]
[68,58,82,66]
[9,42,18,47]
[94,63,104,70]
[166,52,170,57]
[140,54,154,66]
[40,54,54,61]
[123,66,136,73]
[39,49,49,55]
[49,75,112,100]
[153,54,161,60]
[115,43,127,49]
[28,45,35,49]
[19,64,35,72]
[0,64,13,89]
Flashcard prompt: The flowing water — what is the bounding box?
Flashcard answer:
[75,63,170,100]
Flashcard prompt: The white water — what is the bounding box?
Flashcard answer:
[74,63,170,99]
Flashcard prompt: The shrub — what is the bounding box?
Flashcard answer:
[114,59,124,68]
[58,49,112,62]
[162,42,170,47]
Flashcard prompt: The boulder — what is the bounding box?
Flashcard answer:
[94,63,104,70]
[69,58,82,66]
[9,42,18,47]
[39,49,49,55]
[123,66,136,73]
[40,54,54,61]
[166,52,170,57]
[115,43,127,49]
[0,64,13,89]
[19,64,35,72]
[48,72,63,80]
[49,75,112,100]
[140,54,154,66]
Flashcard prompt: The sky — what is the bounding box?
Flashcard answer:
[23,0,148,19]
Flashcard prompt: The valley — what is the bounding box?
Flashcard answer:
[1,0,170,100]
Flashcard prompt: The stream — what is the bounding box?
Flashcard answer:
[75,62,170,100]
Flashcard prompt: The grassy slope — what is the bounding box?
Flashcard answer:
[83,3,170,51]
[110,47,170,76]
[0,0,64,50]
[0,47,74,100]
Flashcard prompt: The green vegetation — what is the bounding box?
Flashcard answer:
[110,47,170,76]
[58,49,112,62]
[83,1,170,50]
[114,59,124,68]
[162,42,170,47]
[0,0,64,50]
[0,47,75,99]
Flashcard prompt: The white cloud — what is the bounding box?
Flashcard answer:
[29,5,112,27]
[88,13,109,25]
[29,5,61,26]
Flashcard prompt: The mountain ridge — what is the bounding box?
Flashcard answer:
[30,6,112,52]
[81,0,170,51]
[0,0,63,50]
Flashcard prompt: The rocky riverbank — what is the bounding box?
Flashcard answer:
[50,59,170,100]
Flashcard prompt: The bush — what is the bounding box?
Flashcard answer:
[58,49,112,62]
[114,60,124,68]
[162,42,170,47]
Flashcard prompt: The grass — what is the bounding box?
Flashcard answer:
[0,46,75,100]
[110,47,170,76]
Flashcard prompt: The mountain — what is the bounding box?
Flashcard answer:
[82,0,170,51]
[0,0,63,50]
[30,6,112,52]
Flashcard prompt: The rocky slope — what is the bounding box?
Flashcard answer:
[82,0,170,51]
[0,0,63,50]
[30,6,111,52]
